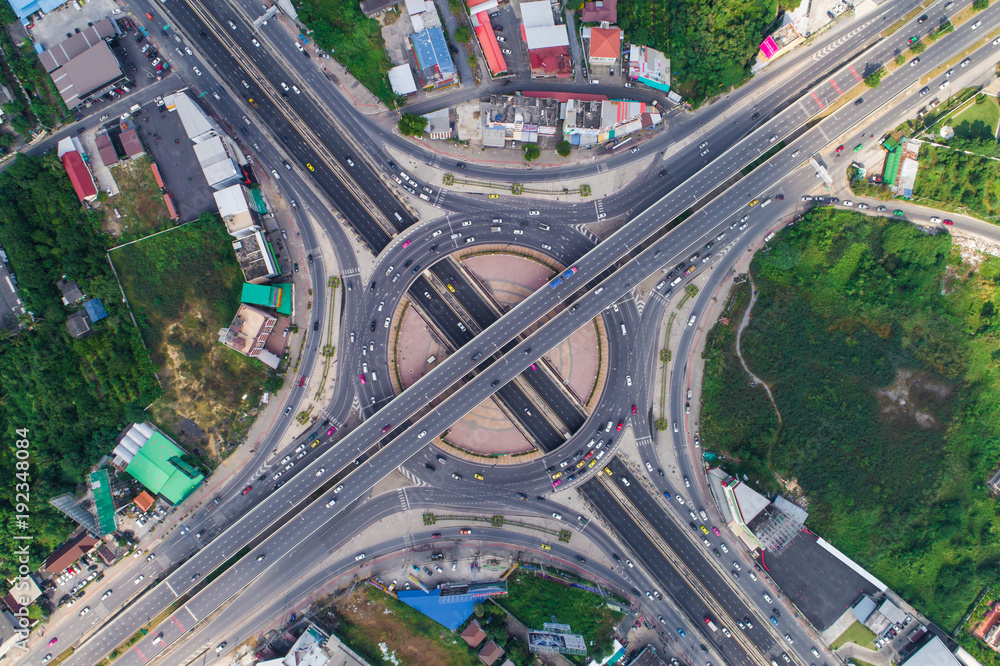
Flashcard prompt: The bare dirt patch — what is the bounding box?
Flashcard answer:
[876,368,952,430]
[327,587,476,666]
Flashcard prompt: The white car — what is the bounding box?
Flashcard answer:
[720,543,728,553]
[620,477,631,487]
[625,559,634,568]
[280,82,290,91]
[939,80,950,90]
[315,468,325,476]
[645,462,653,472]
[252,38,260,47]
[676,495,685,505]
[334,484,344,493]
[625,375,632,387]
[733,561,742,571]
[133,549,143,558]
[355,553,366,561]
[79,606,90,616]
[193,67,202,76]
[326,498,337,507]
[972,20,981,29]
[529,210,540,216]
[417,430,427,439]
[135,575,144,584]
[930,216,941,224]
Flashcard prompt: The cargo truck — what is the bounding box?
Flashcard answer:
[704,616,718,632]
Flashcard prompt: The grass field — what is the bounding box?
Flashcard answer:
[111,214,268,455]
[831,621,877,650]
[951,94,1000,139]
[498,570,622,662]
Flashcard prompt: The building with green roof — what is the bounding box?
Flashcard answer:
[88,469,118,535]
[115,422,204,505]
[241,282,292,316]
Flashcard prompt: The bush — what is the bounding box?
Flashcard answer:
[864,69,883,88]
[894,54,906,66]
[910,39,926,54]
[973,0,989,10]
[523,143,540,161]
[398,113,428,137]
[453,25,471,43]
[556,140,572,157]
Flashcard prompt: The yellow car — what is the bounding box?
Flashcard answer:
[749,198,759,207]
[474,473,484,480]
[307,163,315,171]
[604,466,613,476]
[588,459,597,468]
[575,460,586,469]
[311,439,320,448]
[700,525,709,534]
[489,194,499,199]
[552,471,563,480]
[446,284,456,293]
[540,543,551,550]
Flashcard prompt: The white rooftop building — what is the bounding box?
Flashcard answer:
[165,92,242,191]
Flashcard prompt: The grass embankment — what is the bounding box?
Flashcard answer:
[296,0,398,106]
[701,208,1000,634]
[111,213,270,455]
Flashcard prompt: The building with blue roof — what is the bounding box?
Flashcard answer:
[409,26,458,90]
[83,298,108,323]
[7,0,69,20]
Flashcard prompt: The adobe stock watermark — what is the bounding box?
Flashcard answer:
[11,428,33,647]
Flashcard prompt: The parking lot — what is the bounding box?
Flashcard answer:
[126,99,217,220]
[490,4,530,78]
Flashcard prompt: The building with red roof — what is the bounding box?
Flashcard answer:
[581,0,616,23]
[588,26,620,69]
[56,137,98,202]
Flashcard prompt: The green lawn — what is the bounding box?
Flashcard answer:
[831,621,876,650]
[951,94,1000,139]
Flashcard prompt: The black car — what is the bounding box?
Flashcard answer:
[575,555,587,563]
[751,112,760,120]
[494,24,503,31]
[370,320,377,331]
[855,97,864,106]
[313,321,319,331]
[918,14,927,23]
[425,463,435,471]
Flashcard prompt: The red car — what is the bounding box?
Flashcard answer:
[242,486,252,495]
[616,420,624,431]
[942,219,953,226]
[835,145,845,153]
[48,638,58,647]
[632,405,637,415]
[431,533,441,538]
[359,373,366,384]
[298,377,306,387]
[381,424,391,433]
[402,239,412,248]
[145,11,154,20]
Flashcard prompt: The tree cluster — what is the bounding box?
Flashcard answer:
[618,0,796,100]
[0,155,160,581]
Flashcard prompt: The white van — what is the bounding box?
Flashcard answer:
[371,371,378,381]
[620,324,627,335]
[760,198,772,208]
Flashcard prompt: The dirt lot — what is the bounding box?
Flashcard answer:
[104,155,172,240]
[326,586,478,666]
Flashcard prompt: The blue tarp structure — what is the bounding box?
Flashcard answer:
[396,589,474,631]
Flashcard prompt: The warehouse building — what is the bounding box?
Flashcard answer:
[113,422,204,505]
